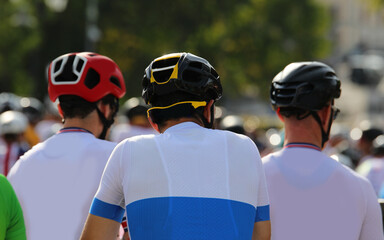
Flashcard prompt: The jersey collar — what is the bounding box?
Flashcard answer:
[284,142,321,152]
[58,127,93,134]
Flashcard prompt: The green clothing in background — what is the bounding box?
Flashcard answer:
[0,174,26,240]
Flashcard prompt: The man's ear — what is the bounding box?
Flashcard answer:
[318,105,332,126]
[57,103,64,119]
[148,114,160,133]
[97,101,111,119]
[203,100,215,123]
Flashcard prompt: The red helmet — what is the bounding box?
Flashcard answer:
[48,52,126,102]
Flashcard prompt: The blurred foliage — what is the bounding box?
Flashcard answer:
[0,0,331,101]
[367,0,384,8]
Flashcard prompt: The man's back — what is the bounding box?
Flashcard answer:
[110,123,157,142]
[262,146,383,240]
[8,129,116,240]
[92,122,270,239]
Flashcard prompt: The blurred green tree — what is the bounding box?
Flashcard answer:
[0,0,40,96]
[97,0,330,99]
[0,0,331,101]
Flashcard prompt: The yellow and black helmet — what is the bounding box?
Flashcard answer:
[142,52,222,106]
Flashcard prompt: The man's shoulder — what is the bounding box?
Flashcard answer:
[115,134,157,151]
[0,174,10,189]
[124,133,157,142]
[337,160,372,183]
[212,128,253,143]
[262,149,283,163]
[92,137,118,149]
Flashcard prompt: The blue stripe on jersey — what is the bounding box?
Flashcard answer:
[90,198,125,222]
[255,205,270,222]
[126,196,258,240]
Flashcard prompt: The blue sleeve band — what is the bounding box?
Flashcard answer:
[90,198,125,223]
[255,205,270,222]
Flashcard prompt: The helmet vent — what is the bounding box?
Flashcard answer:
[153,57,179,69]
[275,89,295,104]
[189,61,203,69]
[84,68,100,89]
[110,76,122,88]
[153,69,173,83]
[75,59,85,73]
[54,59,63,72]
[182,69,201,82]
[211,68,219,78]
[325,72,336,78]
[54,55,78,82]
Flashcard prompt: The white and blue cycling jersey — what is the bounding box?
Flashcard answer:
[90,122,270,239]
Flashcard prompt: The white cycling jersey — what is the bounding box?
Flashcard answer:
[262,143,384,240]
[7,128,116,240]
[91,122,270,239]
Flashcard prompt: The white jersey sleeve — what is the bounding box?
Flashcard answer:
[89,142,126,222]
[254,146,270,222]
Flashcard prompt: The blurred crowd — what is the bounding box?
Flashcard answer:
[1,91,384,198]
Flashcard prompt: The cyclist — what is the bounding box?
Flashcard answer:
[263,61,383,239]
[357,134,384,196]
[0,110,29,176]
[7,52,126,240]
[20,97,44,147]
[81,52,271,240]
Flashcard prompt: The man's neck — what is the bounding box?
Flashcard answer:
[158,118,203,133]
[283,118,323,149]
[62,116,100,137]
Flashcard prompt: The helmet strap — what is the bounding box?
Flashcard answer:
[95,101,119,140]
[310,110,333,149]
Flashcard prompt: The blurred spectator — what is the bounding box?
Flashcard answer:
[212,105,226,129]
[357,135,384,196]
[34,96,62,141]
[323,124,357,169]
[356,127,383,165]
[0,92,21,114]
[109,97,157,142]
[219,114,270,155]
[0,111,29,176]
[219,114,246,135]
[20,97,44,147]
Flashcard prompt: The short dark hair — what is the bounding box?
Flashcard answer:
[59,94,117,119]
[149,92,205,128]
[278,107,311,120]
[361,128,383,142]
[126,106,148,120]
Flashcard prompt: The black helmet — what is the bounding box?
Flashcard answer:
[142,52,222,106]
[270,61,341,111]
